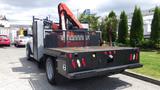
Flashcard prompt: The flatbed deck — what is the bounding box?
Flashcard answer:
[45,46,137,54]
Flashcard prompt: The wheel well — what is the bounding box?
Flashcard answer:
[43,55,57,68]
[26,43,31,51]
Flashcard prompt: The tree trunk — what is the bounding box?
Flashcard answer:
[109,26,112,46]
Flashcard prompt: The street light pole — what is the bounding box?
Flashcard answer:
[77,9,79,18]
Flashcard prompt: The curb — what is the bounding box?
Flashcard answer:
[122,71,160,86]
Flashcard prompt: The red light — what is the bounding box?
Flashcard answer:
[82,58,86,67]
[136,53,138,60]
[104,52,108,55]
[67,53,72,59]
[129,54,132,61]
[71,60,77,69]
[109,51,112,55]
[4,39,8,41]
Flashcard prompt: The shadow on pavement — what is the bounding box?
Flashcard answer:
[11,57,132,90]
[0,45,10,48]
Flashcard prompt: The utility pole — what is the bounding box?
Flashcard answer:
[48,15,51,20]
[76,9,79,18]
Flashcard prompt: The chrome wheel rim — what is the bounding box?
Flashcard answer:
[46,58,54,80]
[26,48,29,58]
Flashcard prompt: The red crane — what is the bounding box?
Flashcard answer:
[52,3,83,30]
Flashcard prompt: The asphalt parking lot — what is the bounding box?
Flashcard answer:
[0,46,159,90]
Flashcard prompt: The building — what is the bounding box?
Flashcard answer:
[9,24,32,43]
[0,15,32,43]
[127,8,155,39]
[0,15,10,39]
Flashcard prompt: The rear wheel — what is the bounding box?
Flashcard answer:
[38,58,45,69]
[14,43,19,47]
[26,46,31,60]
[45,57,57,85]
[7,44,10,47]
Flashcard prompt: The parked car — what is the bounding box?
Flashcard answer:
[0,35,11,46]
[14,36,32,47]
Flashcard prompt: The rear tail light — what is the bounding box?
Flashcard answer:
[135,53,138,60]
[71,58,87,69]
[4,39,8,41]
[82,58,86,67]
[92,53,96,58]
[133,54,135,60]
[104,51,115,55]
[104,51,114,63]
[129,54,132,61]
[76,59,81,67]
[130,49,139,61]
[129,54,138,61]
[67,53,72,59]
[104,52,108,55]
[71,60,77,69]
[109,51,112,55]
[109,55,113,59]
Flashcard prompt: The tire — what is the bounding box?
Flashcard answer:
[26,45,31,60]
[45,57,57,85]
[15,43,19,47]
[7,44,10,47]
[120,69,125,73]
[38,58,45,69]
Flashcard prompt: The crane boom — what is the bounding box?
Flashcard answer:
[58,3,83,30]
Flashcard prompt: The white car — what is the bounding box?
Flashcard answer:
[14,36,32,47]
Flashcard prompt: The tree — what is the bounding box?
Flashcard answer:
[130,6,144,46]
[79,14,88,23]
[105,11,118,46]
[150,6,160,46]
[118,11,128,44]
[79,14,100,31]
[100,18,107,41]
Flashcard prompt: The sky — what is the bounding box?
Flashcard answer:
[0,0,160,25]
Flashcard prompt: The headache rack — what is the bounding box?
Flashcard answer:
[44,30,102,48]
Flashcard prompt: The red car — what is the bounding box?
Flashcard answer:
[0,35,11,46]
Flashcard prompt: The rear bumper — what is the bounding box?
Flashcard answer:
[18,42,27,45]
[16,42,27,46]
[0,41,10,45]
[66,63,143,79]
